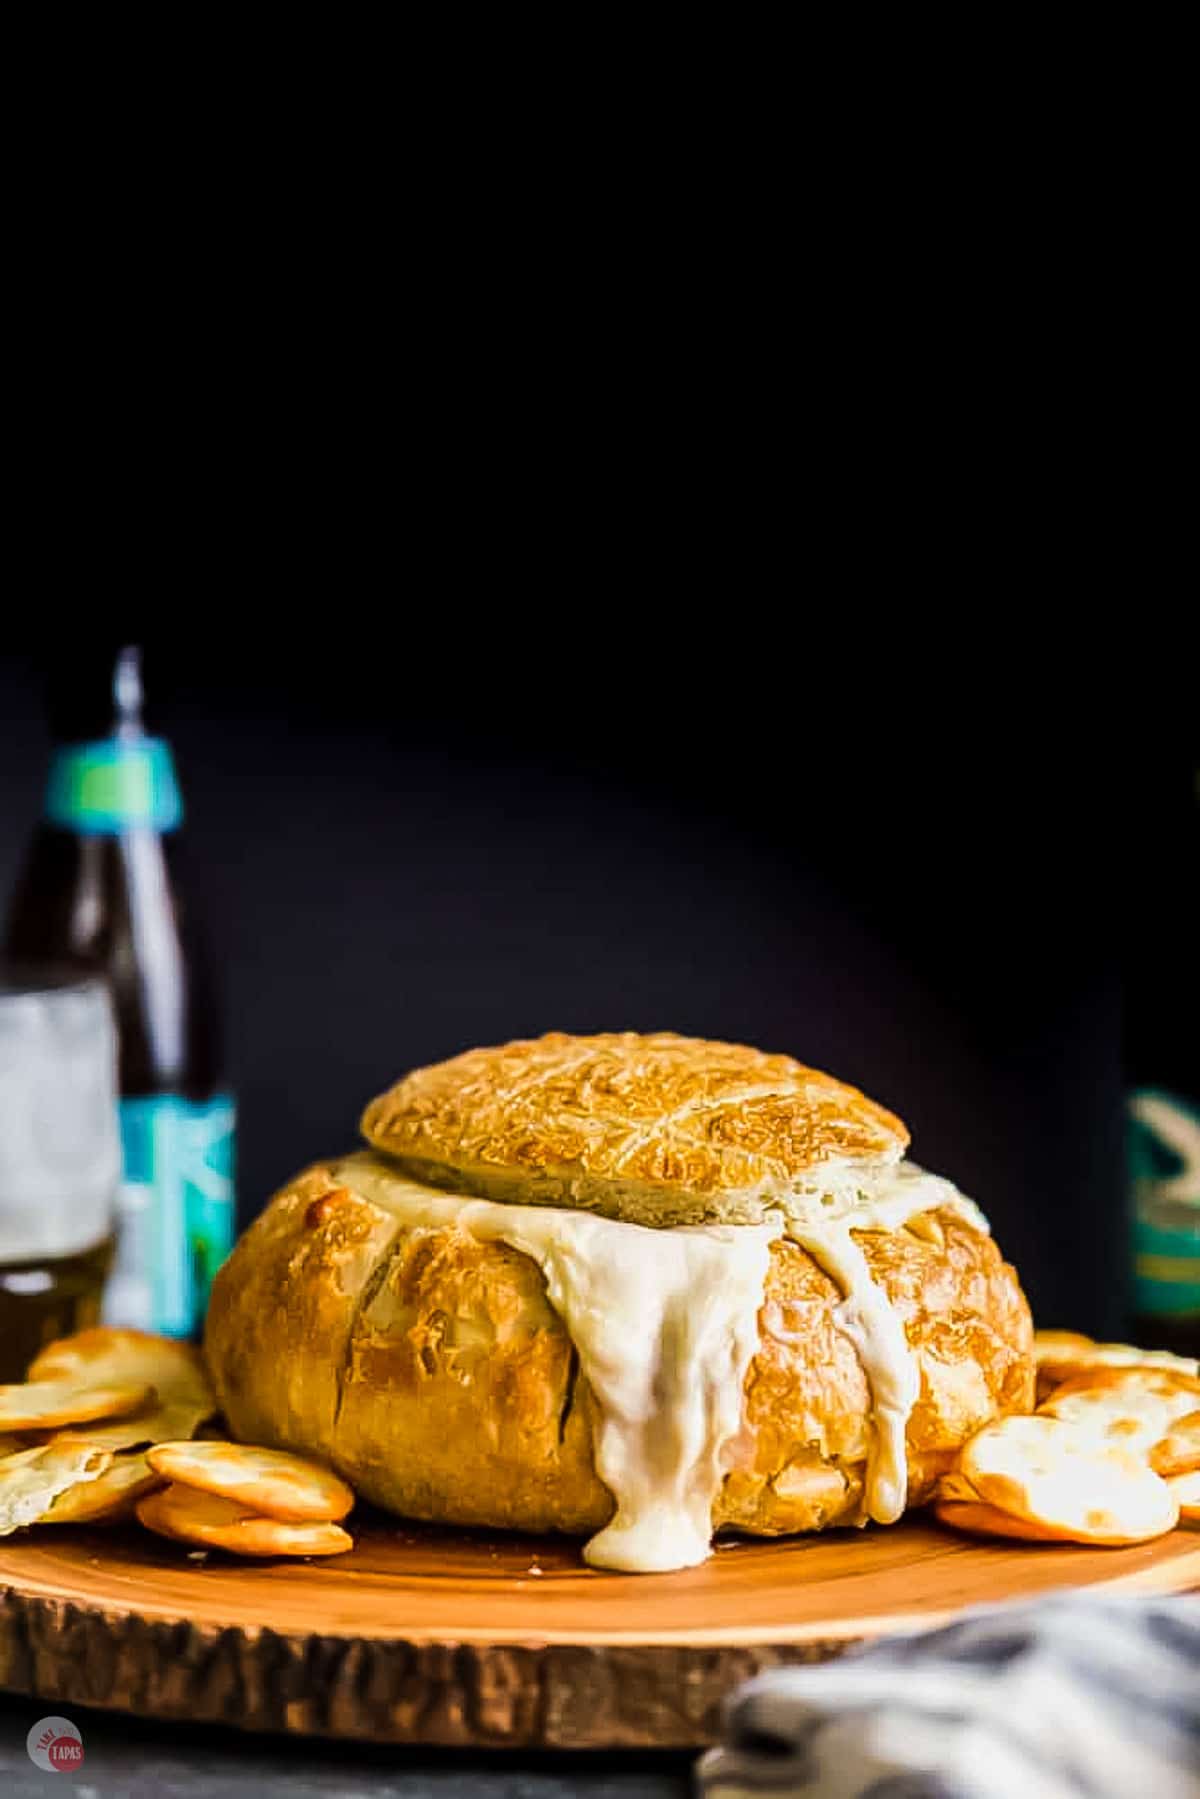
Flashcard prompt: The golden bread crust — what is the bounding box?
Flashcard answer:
[205,1163,1033,1539]
[361,1033,909,1225]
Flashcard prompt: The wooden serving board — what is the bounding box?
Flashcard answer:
[1,1515,1197,1749]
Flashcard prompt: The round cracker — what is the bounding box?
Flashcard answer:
[0,1443,112,1535]
[1038,1372,1200,1460]
[933,1470,985,1506]
[1033,1331,1097,1402]
[145,1441,354,1523]
[1035,1340,1200,1395]
[28,1328,213,1413]
[1045,1365,1200,1402]
[136,1483,352,1558]
[48,1395,214,1457]
[0,1381,152,1431]
[1148,1411,1200,1479]
[42,1452,162,1524]
[1033,1330,1095,1358]
[1167,1470,1200,1523]
[962,1414,1179,1545]
[933,1497,1081,1543]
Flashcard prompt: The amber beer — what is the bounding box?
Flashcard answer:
[0,971,120,1379]
[4,646,234,1339]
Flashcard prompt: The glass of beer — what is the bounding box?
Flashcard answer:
[0,968,119,1380]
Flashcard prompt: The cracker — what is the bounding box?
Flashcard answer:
[1148,1411,1200,1479]
[1034,1340,1199,1396]
[136,1483,352,1558]
[1046,1365,1200,1402]
[0,1443,112,1535]
[1034,1330,1097,1401]
[1167,1470,1200,1522]
[1038,1371,1200,1460]
[145,1441,354,1523]
[41,1452,162,1524]
[1033,1330,1095,1359]
[0,1381,152,1431]
[933,1470,983,1506]
[48,1396,215,1457]
[962,1414,1179,1545]
[28,1328,214,1415]
[933,1497,1079,1543]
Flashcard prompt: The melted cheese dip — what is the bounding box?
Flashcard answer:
[335,1153,987,1572]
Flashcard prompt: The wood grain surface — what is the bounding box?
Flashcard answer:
[1,1514,1197,1749]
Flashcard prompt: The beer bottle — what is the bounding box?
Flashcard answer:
[1128,751,1200,1358]
[3,645,234,1339]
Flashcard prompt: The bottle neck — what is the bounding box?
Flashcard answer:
[44,736,183,835]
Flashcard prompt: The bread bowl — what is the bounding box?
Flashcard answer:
[205,1032,1034,1571]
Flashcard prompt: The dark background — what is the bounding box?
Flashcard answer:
[1,637,1180,1338]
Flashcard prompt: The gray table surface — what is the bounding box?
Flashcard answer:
[0,1694,693,1797]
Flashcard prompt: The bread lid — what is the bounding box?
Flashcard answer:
[361,1031,908,1227]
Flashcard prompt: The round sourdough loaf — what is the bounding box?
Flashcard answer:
[205,1163,1034,1541]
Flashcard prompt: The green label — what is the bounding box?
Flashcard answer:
[1130,1088,1200,1318]
[45,739,183,834]
[109,1094,235,1337]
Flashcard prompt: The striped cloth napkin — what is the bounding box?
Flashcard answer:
[697,1594,1200,1798]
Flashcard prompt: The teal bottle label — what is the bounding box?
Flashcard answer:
[107,1094,235,1337]
[1131,1089,1200,1318]
[45,738,183,834]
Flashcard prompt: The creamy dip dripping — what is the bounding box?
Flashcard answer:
[334,1153,987,1568]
